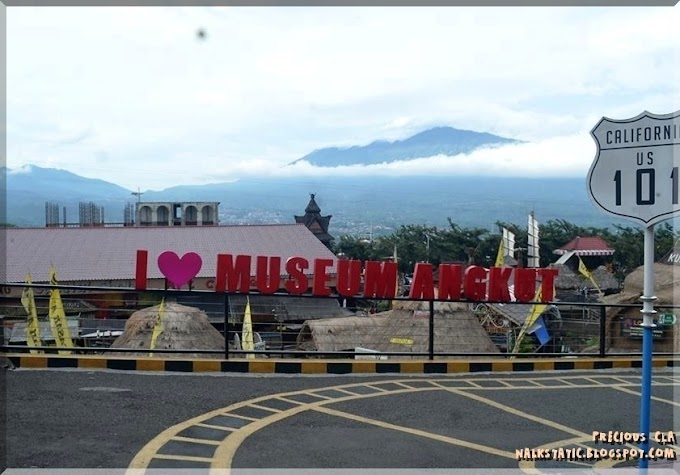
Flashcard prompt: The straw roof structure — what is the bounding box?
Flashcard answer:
[110,302,225,358]
[604,263,680,307]
[552,263,621,294]
[602,263,679,353]
[296,300,499,358]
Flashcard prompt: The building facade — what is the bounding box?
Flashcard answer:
[135,202,219,226]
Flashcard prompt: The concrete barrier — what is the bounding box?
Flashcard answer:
[5,353,678,374]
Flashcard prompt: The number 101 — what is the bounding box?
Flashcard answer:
[614,167,680,206]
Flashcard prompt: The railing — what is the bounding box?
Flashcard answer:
[1,283,678,360]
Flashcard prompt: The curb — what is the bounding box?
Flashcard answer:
[5,354,679,374]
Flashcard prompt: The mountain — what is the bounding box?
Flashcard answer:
[288,126,517,167]
[4,165,629,232]
[2,165,133,226]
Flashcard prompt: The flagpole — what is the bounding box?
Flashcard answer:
[638,224,656,470]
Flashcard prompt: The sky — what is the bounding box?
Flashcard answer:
[6,6,680,191]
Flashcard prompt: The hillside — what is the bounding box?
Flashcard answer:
[4,166,626,232]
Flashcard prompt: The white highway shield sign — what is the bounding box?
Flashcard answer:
[587,110,680,226]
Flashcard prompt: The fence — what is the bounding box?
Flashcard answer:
[1,283,679,360]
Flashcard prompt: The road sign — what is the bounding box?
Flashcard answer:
[659,313,677,326]
[587,110,680,226]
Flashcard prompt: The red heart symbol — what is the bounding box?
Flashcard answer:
[157,251,203,289]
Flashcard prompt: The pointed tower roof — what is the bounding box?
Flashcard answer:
[294,193,333,247]
[305,193,321,214]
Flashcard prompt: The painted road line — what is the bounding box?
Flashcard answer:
[151,454,214,463]
[246,403,283,413]
[431,382,590,438]
[218,413,259,422]
[194,423,237,432]
[127,375,679,472]
[170,436,222,446]
[610,385,680,407]
[312,405,517,459]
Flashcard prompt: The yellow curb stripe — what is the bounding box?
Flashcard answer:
[78,358,107,369]
[20,356,48,368]
[136,359,165,372]
[301,362,327,374]
[193,360,221,372]
[351,362,377,373]
[7,354,679,374]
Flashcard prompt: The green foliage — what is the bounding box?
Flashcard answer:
[333,218,679,280]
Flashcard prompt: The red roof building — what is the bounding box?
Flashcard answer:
[553,236,615,257]
[3,224,338,289]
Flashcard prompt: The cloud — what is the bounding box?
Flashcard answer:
[6,6,680,191]
[254,135,595,181]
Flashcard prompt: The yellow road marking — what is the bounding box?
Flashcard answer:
[330,387,366,396]
[431,382,590,438]
[312,405,516,459]
[171,436,221,446]
[363,384,390,392]
[152,454,214,463]
[221,413,259,422]
[306,392,336,400]
[609,386,680,407]
[274,396,306,405]
[210,386,440,470]
[128,374,679,472]
[247,403,283,413]
[195,423,237,432]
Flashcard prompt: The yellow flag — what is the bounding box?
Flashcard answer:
[578,256,603,298]
[48,266,74,355]
[21,273,43,354]
[392,245,400,305]
[577,256,592,279]
[511,286,547,354]
[495,238,505,267]
[242,297,255,359]
[149,298,165,357]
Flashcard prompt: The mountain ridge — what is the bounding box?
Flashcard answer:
[288,126,518,167]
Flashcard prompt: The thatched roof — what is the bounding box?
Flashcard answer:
[296,300,499,358]
[604,263,680,308]
[599,263,679,353]
[110,302,225,358]
[552,263,620,293]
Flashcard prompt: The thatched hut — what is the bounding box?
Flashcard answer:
[602,263,679,353]
[296,301,500,359]
[549,253,621,301]
[110,302,225,358]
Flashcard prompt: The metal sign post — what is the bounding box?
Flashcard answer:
[587,110,680,471]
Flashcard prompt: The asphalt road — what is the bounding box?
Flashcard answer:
[4,368,679,472]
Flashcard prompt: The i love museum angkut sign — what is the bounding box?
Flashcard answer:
[135,250,559,303]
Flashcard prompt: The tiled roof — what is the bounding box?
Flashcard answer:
[4,224,338,283]
[553,236,614,256]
